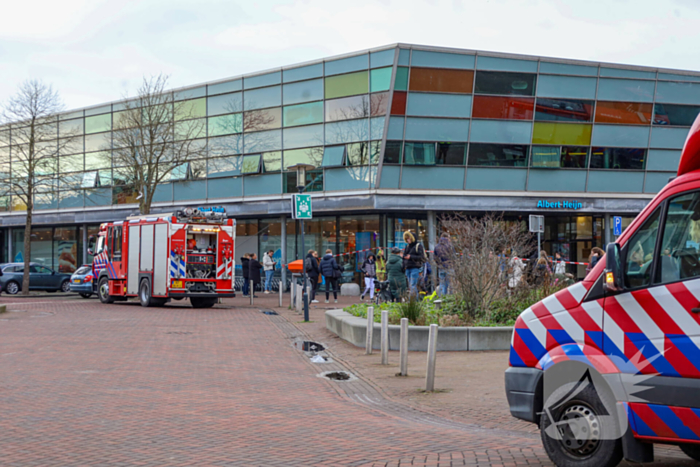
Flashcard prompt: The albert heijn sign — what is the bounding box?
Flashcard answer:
[536,199,583,210]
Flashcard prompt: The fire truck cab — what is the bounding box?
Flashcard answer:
[506,113,700,466]
[90,207,235,308]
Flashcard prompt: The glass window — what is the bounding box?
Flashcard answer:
[411,50,474,69]
[370,67,392,93]
[384,141,402,164]
[175,98,206,120]
[532,122,592,146]
[82,172,99,189]
[284,169,323,193]
[436,142,466,165]
[535,98,593,122]
[408,68,474,94]
[531,146,588,168]
[394,67,409,91]
[346,142,375,166]
[283,147,323,169]
[59,154,84,173]
[209,134,243,157]
[243,129,282,153]
[590,147,646,170]
[243,85,281,110]
[468,143,529,167]
[656,81,700,106]
[326,95,369,122]
[325,54,368,76]
[474,71,536,96]
[59,118,84,137]
[243,107,281,132]
[624,207,660,289]
[655,192,700,283]
[325,71,369,99]
[594,101,652,125]
[403,142,436,165]
[241,155,261,174]
[601,67,655,80]
[391,91,407,115]
[370,49,395,68]
[536,75,597,100]
[477,56,537,73]
[325,119,369,145]
[244,71,281,90]
[653,103,700,126]
[170,162,191,181]
[322,146,345,167]
[85,151,111,170]
[209,79,242,96]
[208,92,242,116]
[174,118,206,141]
[262,151,282,172]
[283,102,323,127]
[85,114,111,134]
[282,79,323,105]
[539,62,598,76]
[84,132,110,152]
[209,113,243,137]
[597,78,655,103]
[472,96,534,120]
[406,92,472,118]
[404,117,470,142]
[208,155,242,178]
[283,63,323,83]
[283,124,323,149]
[370,92,389,117]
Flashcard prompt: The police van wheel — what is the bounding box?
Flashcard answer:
[191,297,216,308]
[98,277,114,304]
[139,279,153,307]
[681,444,700,461]
[540,384,623,467]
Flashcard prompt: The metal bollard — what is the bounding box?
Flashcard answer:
[250,280,254,305]
[425,324,438,391]
[381,310,389,365]
[399,318,408,376]
[365,306,374,355]
[279,281,283,307]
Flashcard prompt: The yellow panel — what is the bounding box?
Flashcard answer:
[532,122,592,146]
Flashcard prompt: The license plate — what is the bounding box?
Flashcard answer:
[73,279,81,283]
[172,280,183,289]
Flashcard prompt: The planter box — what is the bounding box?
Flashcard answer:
[325,309,513,352]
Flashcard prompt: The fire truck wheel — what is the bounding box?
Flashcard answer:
[139,279,154,307]
[191,297,216,308]
[98,277,114,304]
[681,444,700,461]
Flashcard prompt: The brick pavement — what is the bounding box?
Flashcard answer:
[0,294,694,466]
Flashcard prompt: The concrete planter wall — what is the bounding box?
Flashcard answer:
[325,309,513,352]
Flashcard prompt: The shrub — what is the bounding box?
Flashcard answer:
[397,296,423,324]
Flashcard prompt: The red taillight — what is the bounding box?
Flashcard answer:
[84,275,94,282]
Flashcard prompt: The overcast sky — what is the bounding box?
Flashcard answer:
[2,0,700,111]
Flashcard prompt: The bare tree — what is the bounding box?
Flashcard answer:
[0,80,70,295]
[111,74,207,214]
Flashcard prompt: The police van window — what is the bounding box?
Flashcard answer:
[654,192,700,284]
[624,207,660,289]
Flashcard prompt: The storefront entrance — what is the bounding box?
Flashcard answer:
[542,215,604,278]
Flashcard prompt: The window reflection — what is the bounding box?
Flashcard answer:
[653,103,700,126]
[468,143,529,167]
[322,146,345,167]
[535,98,593,122]
[283,147,323,170]
[436,142,466,165]
[404,142,436,165]
[475,71,536,97]
[207,156,242,178]
[531,146,588,169]
[383,141,402,164]
[243,108,281,132]
[325,94,386,122]
[284,169,323,193]
[594,101,652,125]
[409,68,474,94]
[590,147,646,170]
[472,96,534,120]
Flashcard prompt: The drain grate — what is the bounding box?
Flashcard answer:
[261,310,278,315]
[301,341,324,352]
[318,370,356,382]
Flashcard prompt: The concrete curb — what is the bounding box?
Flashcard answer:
[325,309,513,351]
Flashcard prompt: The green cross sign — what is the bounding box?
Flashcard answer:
[292,194,312,219]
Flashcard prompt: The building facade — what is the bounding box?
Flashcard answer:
[2,43,699,279]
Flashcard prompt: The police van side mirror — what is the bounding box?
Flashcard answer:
[604,242,623,293]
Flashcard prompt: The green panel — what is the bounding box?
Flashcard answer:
[325,71,369,99]
[85,114,111,134]
[532,122,592,146]
[370,67,392,93]
[283,102,323,127]
[208,114,242,137]
[394,67,409,91]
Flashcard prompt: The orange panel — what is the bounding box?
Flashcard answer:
[391,91,407,115]
[594,101,652,125]
[472,96,534,120]
[409,68,474,94]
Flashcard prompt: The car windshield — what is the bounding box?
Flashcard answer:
[75,266,92,275]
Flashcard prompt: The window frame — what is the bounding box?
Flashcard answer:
[621,202,665,291]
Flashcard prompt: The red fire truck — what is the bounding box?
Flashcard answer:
[89,207,235,308]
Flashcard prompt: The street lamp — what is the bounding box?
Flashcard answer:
[289,163,315,322]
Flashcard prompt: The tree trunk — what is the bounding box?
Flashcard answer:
[21,204,32,296]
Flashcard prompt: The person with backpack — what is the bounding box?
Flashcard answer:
[319,249,341,303]
[402,231,426,296]
[386,247,407,301]
[433,232,453,295]
[240,253,250,296]
[360,254,377,301]
[304,249,320,303]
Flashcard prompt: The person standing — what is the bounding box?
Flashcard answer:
[248,253,262,298]
[375,249,387,282]
[240,253,250,296]
[553,251,566,275]
[305,249,321,303]
[386,247,407,301]
[508,251,525,290]
[402,231,426,296]
[360,254,377,301]
[586,247,605,277]
[263,250,276,294]
[319,249,341,303]
[433,232,453,296]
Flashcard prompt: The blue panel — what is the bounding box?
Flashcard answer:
[378,166,400,189]
[244,129,282,152]
[656,81,700,105]
[59,192,84,209]
[469,120,532,144]
[591,125,650,147]
[370,49,395,68]
[173,180,206,201]
[536,75,597,99]
[325,54,369,76]
[527,170,586,192]
[282,79,323,105]
[324,167,371,190]
[209,79,242,96]
[650,127,690,149]
[401,166,464,190]
[398,49,410,66]
[477,56,537,73]
[243,85,281,110]
[207,177,242,198]
[647,149,682,171]
[539,62,598,76]
[370,116,385,140]
[174,86,206,101]
[243,174,281,196]
[410,50,474,69]
[404,117,469,142]
[244,71,281,90]
[587,171,644,192]
[406,93,472,118]
[600,67,655,80]
[283,124,323,149]
[465,168,527,190]
[152,183,173,203]
[388,117,404,140]
[325,120,369,145]
[84,188,111,206]
[597,78,655,102]
[283,63,323,83]
[644,172,675,193]
[658,72,700,83]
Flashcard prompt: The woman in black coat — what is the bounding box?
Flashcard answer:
[240,254,250,296]
[304,250,320,303]
[248,254,262,297]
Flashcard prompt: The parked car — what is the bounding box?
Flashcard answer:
[0,263,73,294]
[69,265,96,298]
